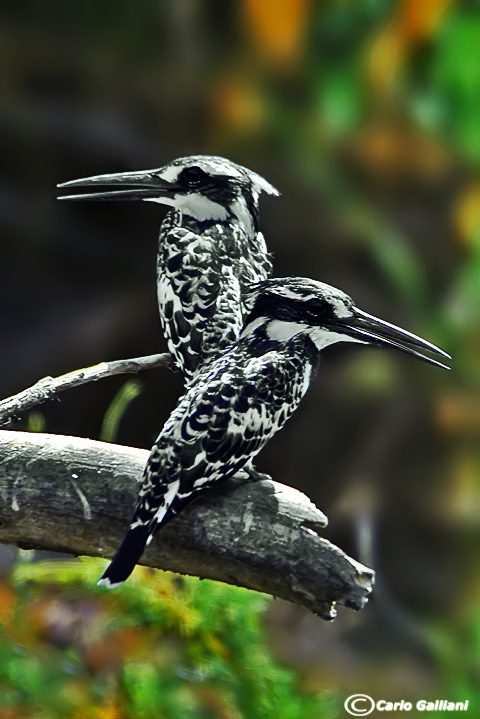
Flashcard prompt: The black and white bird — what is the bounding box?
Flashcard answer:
[97,276,451,587]
[57,155,279,383]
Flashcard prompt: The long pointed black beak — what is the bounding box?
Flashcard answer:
[341,308,451,370]
[57,169,178,201]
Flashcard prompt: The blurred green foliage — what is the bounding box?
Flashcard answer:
[100,380,142,443]
[0,558,338,719]
[418,6,480,164]
[26,412,46,434]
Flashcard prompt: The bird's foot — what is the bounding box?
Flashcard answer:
[242,466,273,484]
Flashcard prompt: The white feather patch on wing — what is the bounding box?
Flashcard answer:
[302,363,312,397]
[145,479,181,544]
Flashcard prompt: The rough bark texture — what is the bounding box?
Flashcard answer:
[0,430,374,619]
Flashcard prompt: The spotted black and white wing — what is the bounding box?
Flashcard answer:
[157,222,237,380]
[157,213,272,383]
[98,347,310,587]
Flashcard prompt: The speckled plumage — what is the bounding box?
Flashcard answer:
[135,333,316,522]
[157,209,272,382]
[99,322,318,587]
[151,156,278,383]
[98,276,450,587]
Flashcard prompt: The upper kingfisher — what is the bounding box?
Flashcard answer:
[58,155,279,384]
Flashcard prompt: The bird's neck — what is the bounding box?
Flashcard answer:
[168,197,259,238]
[240,321,319,362]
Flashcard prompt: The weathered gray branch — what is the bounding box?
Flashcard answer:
[0,358,374,617]
[0,353,173,426]
[0,430,374,619]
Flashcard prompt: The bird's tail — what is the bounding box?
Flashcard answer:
[97,524,151,588]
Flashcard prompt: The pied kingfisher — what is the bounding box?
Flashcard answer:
[57,155,279,383]
[97,276,451,587]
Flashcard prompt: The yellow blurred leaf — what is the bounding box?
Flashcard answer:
[243,0,311,65]
[368,0,453,95]
[73,703,123,719]
[96,702,123,719]
[432,452,480,526]
[204,632,231,661]
[368,25,405,94]
[453,183,480,247]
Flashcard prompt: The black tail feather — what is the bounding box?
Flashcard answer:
[98,524,151,588]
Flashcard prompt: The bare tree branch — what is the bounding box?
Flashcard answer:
[0,430,374,619]
[0,354,173,426]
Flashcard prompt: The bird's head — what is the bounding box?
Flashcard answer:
[57,155,279,235]
[242,277,451,369]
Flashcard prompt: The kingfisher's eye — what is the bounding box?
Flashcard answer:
[305,298,329,315]
[181,166,208,186]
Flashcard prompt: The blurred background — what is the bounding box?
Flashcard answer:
[1,0,479,716]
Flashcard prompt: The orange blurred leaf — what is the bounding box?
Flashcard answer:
[0,709,26,719]
[436,393,480,434]
[243,0,310,65]
[83,627,155,674]
[349,119,451,181]
[211,72,264,136]
[0,582,16,624]
[399,0,454,43]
